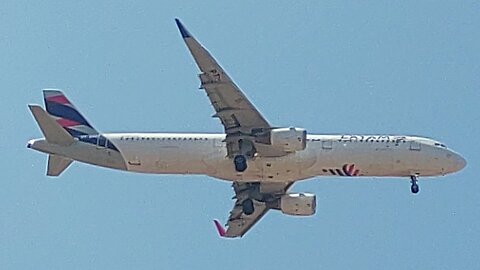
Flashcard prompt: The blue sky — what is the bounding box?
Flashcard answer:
[2,1,479,269]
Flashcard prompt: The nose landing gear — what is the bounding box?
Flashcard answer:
[410,175,419,194]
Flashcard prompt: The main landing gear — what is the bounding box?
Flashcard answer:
[242,199,254,215]
[234,155,248,172]
[233,139,256,172]
[410,175,419,194]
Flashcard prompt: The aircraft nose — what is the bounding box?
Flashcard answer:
[455,154,467,171]
[447,151,466,173]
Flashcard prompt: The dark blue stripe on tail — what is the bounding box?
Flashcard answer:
[65,128,88,137]
[45,102,93,128]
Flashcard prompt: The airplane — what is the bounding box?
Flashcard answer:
[27,19,466,238]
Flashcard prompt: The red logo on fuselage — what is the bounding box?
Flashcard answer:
[324,164,360,177]
[342,164,360,176]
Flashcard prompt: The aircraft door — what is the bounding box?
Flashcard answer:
[403,141,422,173]
[410,141,421,151]
[213,138,224,148]
[321,140,333,150]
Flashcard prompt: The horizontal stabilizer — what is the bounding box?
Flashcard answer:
[28,105,75,146]
[47,154,73,176]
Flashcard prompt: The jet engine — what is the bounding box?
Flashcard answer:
[280,193,316,216]
[270,127,307,152]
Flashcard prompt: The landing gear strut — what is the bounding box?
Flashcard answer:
[242,199,254,215]
[410,175,419,194]
[234,155,247,172]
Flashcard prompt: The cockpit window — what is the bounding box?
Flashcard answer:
[434,142,447,148]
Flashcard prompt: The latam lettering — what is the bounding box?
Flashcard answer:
[338,135,407,143]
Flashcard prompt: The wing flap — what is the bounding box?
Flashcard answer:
[224,200,269,238]
[175,19,276,157]
[179,24,270,130]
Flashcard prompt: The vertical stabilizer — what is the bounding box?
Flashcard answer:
[43,89,98,137]
[47,154,73,176]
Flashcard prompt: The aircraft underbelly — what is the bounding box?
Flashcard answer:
[113,138,446,180]
[120,141,217,174]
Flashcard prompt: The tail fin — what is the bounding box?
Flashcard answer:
[43,89,98,137]
[47,154,73,176]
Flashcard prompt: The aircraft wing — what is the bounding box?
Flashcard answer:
[175,19,284,157]
[214,181,294,238]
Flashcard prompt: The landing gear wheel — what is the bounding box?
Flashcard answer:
[242,199,254,215]
[410,175,420,194]
[411,183,419,194]
[234,155,247,172]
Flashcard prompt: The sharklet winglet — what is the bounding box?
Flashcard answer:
[175,18,192,38]
[213,220,226,237]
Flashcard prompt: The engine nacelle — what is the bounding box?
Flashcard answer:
[270,127,307,152]
[280,193,316,216]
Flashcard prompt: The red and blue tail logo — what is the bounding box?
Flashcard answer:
[43,90,98,137]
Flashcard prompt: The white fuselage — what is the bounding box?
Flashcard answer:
[29,132,465,183]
